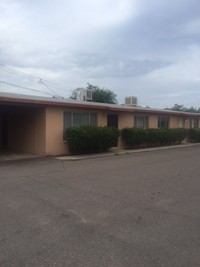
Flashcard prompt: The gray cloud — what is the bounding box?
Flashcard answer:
[0,0,200,107]
[72,53,172,78]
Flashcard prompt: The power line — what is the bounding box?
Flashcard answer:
[0,64,67,97]
[0,80,54,96]
[0,64,38,82]
[39,79,60,97]
[0,64,75,91]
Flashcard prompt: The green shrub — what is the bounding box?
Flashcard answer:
[188,129,200,143]
[121,128,188,149]
[120,128,143,148]
[145,129,159,146]
[66,126,120,154]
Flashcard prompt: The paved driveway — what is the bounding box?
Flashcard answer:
[0,146,200,267]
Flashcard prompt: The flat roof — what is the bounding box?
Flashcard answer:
[0,91,199,117]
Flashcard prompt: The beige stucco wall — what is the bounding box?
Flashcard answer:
[98,112,134,129]
[117,113,133,148]
[148,115,158,128]
[3,101,200,156]
[185,119,190,129]
[118,113,133,129]
[34,109,46,154]
[148,115,187,129]
[36,107,200,155]
[97,111,107,126]
[37,108,200,155]
[45,108,114,155]
[44,108,127,155]
[170,116,192,129]
[44,108,123,154]
[45,107,69,155]
[169,116,179,128]
[44,109,197,154]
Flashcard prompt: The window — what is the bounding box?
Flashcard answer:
[178,118,184,128]
[64,111,97,129]
[134,116,148,128]
[190,118,198,128]
[63,111,97,139]
[158,116,169,128]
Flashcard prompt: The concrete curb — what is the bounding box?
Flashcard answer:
[54,143,200,161]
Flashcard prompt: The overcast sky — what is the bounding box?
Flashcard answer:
[0,0,200,108]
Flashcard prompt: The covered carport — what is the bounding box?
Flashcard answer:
[0,94,46,156]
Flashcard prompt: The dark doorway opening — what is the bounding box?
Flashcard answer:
[0,114,8,148]
[107,114,119,147]
[107,114,118,128]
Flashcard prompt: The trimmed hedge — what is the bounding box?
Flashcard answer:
[188,128,200,143]
[66,126,120,154]
[121,128,188,149]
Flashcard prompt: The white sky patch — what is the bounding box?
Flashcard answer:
[63,0,136,30]
[148,45,200,83]
[183,19,200,35]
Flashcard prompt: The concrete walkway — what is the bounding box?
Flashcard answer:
[54,143,200,161]
[1,143,199,162]
[0,149,41,161]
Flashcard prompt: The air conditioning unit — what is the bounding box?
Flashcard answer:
[125,96,137,107]
[75,89,92,101]
[84,89,92,101]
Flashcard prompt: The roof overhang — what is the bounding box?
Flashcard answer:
[0,92,199,117]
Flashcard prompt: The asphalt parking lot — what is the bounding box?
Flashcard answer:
[1,146,200,267]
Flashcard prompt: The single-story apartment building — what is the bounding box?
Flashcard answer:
[0,92,200,155]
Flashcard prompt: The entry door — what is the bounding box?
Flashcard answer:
[107,114,119,128]
[107,114,118,146]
